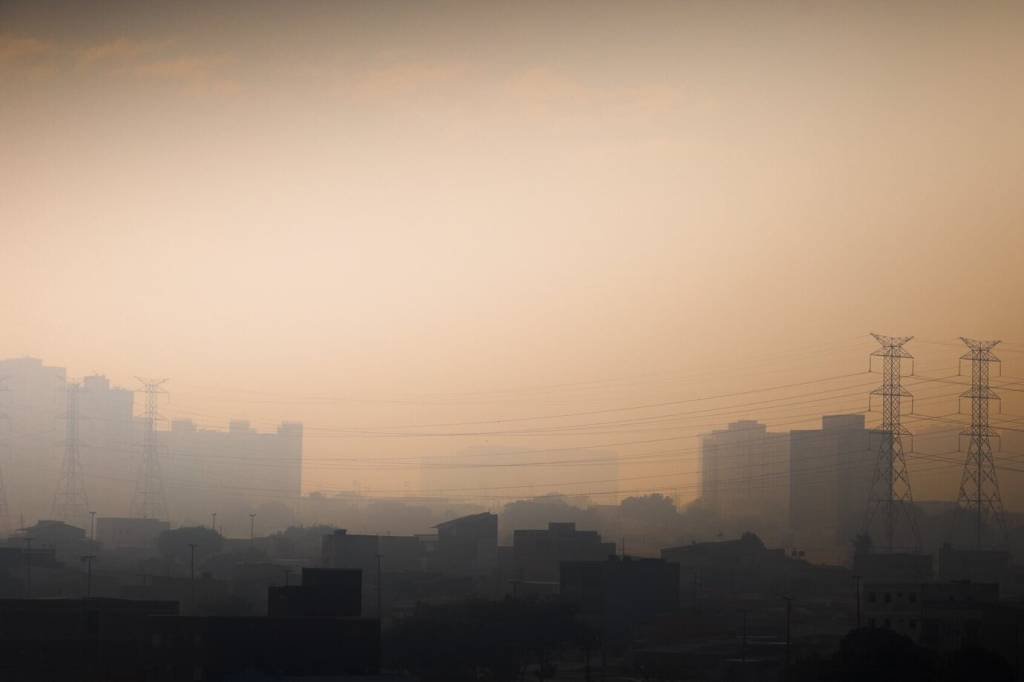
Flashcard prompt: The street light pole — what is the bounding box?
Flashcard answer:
[740,609,748,663]
[249,514,256,548]
[853,575,862,628]
[81,554,96,597]
[783,596,793,667]
[376,553,383,669]
[24,537,32,598]
[188,543,198,612]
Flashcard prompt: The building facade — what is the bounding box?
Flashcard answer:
[789,414,875,557]
[700,420,790,524]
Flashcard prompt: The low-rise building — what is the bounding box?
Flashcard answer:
[862,580,1000,649]
[435,512,498,573]
[561,556,680,630]
[96,517,169,551]
[269,567,362,618]
[513,522,616,582]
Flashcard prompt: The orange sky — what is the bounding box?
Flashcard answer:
[2,1,1024,505]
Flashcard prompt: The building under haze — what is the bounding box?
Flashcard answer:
[78,375,136,516]
[161,419,303,529]
[0,357,66,526]
[699,420,790,524]
[789,414,875,558]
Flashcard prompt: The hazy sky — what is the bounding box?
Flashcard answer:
[3,1,1024,504]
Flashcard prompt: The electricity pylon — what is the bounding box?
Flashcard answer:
[52,381,90,526]
[864,333,920,552]
[129,378,169,520]
[954,338,1006,548]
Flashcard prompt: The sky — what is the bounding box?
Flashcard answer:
[2,1,1024,505]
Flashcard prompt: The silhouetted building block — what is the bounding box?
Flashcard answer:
[0,357,66,524]
[937,542,1011,585]
[701,420,789,524]
[0,598,178,681]
[435,512,498,573]
[11,520,98,561]
[789,415,875,559]
[561,556,680,630]
[513,521,615,582]
[854,551,933,582]
[163,419,303,529]
[96,517,169,551]
[863,580,999,650]
[147,615,380,680]
[0,544,60,571]
[79,375,135,515]
[229,561,293,615]
[380,534,424,570]
[269,567,362,618]
[661,532,791,600]
[322,529,424,573]
[121,574,229,612]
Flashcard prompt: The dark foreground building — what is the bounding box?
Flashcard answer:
[147,615,380,680]
[0,598,179,681]
[0,569,379,681]
[268,567,362,617]
[561,555,680,632]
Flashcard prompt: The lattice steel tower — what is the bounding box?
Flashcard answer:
[864,333,920,551]
[130,378,169,520]
[52,381,90,525]
[955,338,1006,548]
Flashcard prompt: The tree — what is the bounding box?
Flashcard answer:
[156,526,224,565]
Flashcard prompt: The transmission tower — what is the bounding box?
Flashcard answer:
[954,338,1006,548]
[52,381,90,526]
[130,378,169,521]
[864,333,920,552]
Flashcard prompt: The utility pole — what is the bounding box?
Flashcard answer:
[739,609,748,664]
[853,575,862,628]
[376,553,383,618]
[188,543,197,612]
[89,511,96,541]
[782,596,793,667]
[24,536,32,598]
[210,512,217,533]
[81,554,96,597]
[53,382,90,526]
[376,553,384,670]
[864,334,920,552]
[130,379,169,520]
[955,338,1007,548]
[249,513,256,548]
[692,567,699,612]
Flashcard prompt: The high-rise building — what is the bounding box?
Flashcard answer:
[78,375,135,516]
[789,414,875,555]
[699,420,789,524]
[0,358,66,525]
[161,419,303,530]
